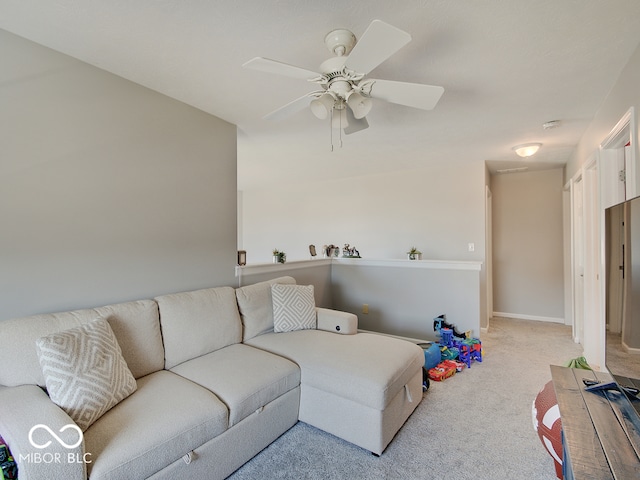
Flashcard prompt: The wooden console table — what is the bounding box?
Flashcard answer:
[550,365,640,479]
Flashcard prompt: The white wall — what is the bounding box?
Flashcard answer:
[241,160,488,328]
[241,161,486,262]
[566,42,640,182]
[491,168,565,321]
[0,31,238,320]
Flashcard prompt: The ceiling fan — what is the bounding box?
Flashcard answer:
[243,20,444,136]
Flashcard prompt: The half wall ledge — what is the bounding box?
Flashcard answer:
[236,258,482,277]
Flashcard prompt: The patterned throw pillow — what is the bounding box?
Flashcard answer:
[36,318,137,431]
[271,284,317,333]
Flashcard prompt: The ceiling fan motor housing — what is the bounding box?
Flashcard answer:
[324,29,356,56]
[317,56,367,101]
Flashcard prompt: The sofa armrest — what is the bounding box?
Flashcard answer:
[316,308,358,334]
[0,385,87,480]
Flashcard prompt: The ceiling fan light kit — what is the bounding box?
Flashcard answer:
[243,20,445,143]
[512,143,542,157]
[346,91,372,119]
[310,92,336,119]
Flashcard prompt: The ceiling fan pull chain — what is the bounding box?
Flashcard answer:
[337,106,343,148]
[330,111,334,152]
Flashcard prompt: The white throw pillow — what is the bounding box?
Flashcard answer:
[36,318,137,431]
[271,284,317,333]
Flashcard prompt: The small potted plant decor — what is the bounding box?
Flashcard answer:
[323,244,340,258]
[407,247,422,260]
[272,249,286,264]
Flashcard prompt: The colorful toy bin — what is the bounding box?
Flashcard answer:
[418,342,441,370]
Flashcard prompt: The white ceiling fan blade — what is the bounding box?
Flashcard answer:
[242,57,320,80]
[345,20,411,74]
[263,93,314,121]
[344,107,369,135]
[367,79,444,110]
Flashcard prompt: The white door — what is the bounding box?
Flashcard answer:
[582,162,603,368]
[572,175,584,344]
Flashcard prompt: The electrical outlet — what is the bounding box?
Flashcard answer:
[468,242,475,252]
[362,304,369,314]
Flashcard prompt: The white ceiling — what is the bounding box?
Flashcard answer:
[3,1,640,190]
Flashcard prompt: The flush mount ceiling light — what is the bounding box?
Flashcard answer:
[512,143,542,158]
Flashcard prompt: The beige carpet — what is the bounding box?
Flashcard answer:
[229,317,584,480]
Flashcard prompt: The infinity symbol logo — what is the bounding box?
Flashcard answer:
[28,424,83,449]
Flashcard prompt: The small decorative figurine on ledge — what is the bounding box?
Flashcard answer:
[342,244,361,258]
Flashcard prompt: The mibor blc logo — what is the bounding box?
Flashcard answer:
[21,424,92,465]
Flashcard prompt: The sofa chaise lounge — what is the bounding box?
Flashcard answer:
[0,276,424,479]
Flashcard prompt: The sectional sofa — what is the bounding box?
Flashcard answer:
[0,276,424,479]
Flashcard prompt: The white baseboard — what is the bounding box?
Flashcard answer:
[492,312,565,324]
[621,339,640,355]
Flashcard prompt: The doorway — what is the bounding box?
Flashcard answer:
[598,107,637,369]
[606,202,625,335]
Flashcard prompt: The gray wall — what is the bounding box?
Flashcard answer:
[236,259,481,341]
[331,261,481,341]
[0,31,238,320]
[491,168,565,320]
[238,261,333,309]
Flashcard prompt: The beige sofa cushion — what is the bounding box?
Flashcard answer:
[36,318,137,431]
[170,343,300,426]
[84,370,228,480]
[246,331,424,411]
[236,276,296,341]
[0,300,163,387]
[156,286,241,369]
